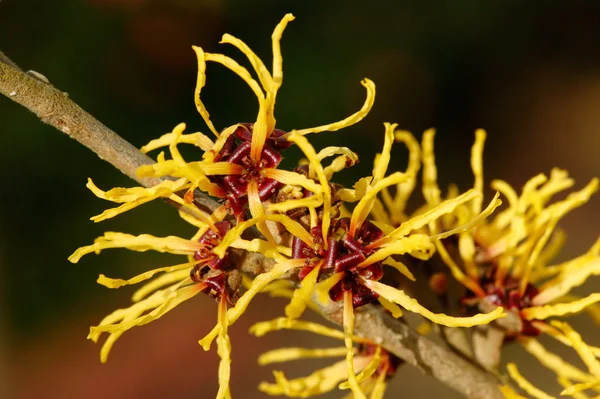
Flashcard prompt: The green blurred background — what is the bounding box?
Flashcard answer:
[1,1,599,398]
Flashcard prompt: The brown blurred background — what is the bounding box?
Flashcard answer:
[1,1,599,398]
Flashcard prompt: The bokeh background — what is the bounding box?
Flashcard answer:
[1,1,600,398]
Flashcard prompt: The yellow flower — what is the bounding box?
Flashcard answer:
[250,316,398,398]
[68,13,380,398]
[402,129,599,397]
[134,13,375,231]
[236,123,507,399]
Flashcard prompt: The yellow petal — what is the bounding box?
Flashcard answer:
[387,189,480,240]
[343,290,367,399]
[216,296,232,399]
[499,384,528,399]
[220,33,273,93]
[262,168,323,193]
[421,128,441,206]
[199,259,305,351]
[140,131,214,154]
[561,380,600,396]
[432,238,485,297]
[132,269,191,302]
[258,346,347,365]
[87,178,190,222]
[558,377,594,399]
[431,193,501,241]
[390,129,421,217]
[91,283,201,362]
[519,337,594,383]
[359,234,434,270]
[271,14,295,90]
[369,366,389,399]
[267,195,324,213]
[315,272,345,306]
[248,180,275,244]
[97,260,197,289]
[470,129,486,214]
[377,296,403,318]
[550,321,600,378]
[285,263,321,319]
[523,293,600,321]
[372,123,396,183]
[69,232,200,263]
[212,214,313,258]
[364,280,505,327]
[506,362,555,399]
[350,171,411,237]
[382,257,415,282]
[490,179,519,230]
[191,46,220,137]
[249,316,368,343]
[259,361,349,397]
[340,346,381,389]
[534,256,600,306]
[290,79,376,136]
[317,146,359,180]
[229,238,291,260]
[287,132,332,245]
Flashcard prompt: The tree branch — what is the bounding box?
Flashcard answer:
[0,52,503,398]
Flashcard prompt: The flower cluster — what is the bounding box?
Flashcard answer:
[375,129,600,397]
[68,12,599,399]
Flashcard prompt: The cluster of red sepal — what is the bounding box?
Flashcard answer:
[190,221,237,302]
[292,217,387,308]
[461,267,541,337]
[208,124,291,220]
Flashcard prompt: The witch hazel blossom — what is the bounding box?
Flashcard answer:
[67,13,382,399]
[64,10,599,399]
[389,127,599,398]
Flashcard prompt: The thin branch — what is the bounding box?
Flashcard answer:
[0,55,160,188]
[0,52,504,398]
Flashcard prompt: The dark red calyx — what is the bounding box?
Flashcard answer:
[334,251,366,273]
[258,178,282,202]
[358,220,384,245]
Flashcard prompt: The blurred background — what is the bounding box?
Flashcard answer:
[1,0,600,398]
